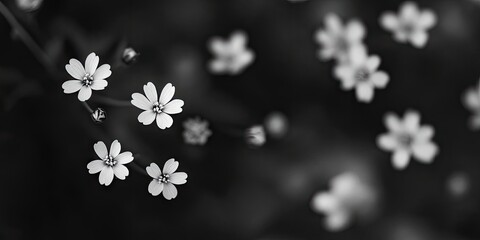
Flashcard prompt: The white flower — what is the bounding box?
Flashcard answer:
[380,2,437,48]
[311,173,376,231]
[208,31,255,75]
[87,140,134,186]
[377,110,438,170]
[463,83,480,130]
[333,47,389,103]
[183,117,212,145]
[131,82,184,129]
[146,159,188,200]
[314,13,366,62]
[245,125,266,147]
[62,52,111,101]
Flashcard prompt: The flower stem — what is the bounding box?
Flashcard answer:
[82,101,94,114]
[93,95,131,107]
[131,161,149,177]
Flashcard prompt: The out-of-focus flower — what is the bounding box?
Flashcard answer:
[131,82,184,129]
[446,172,469,198]
[311,173,377,231]
[146,159,188,200]
[314,13,366,62]
[91,108,106,123]
[463,83,480,130]
[122,47,140,65]
[380,2,437,48]
[62,52,111,101]
[208,31,255,75]
[245,125,266,147]
[377,110,438,170]
[183,117,212,145]
[87,140,134,186]
[264,111,289,138]
[16,0,43,12]
[334,47,389,103]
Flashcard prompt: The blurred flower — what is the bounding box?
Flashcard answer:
[131,82,184,129]
[333,47,389,103]
[87,140,134,186]
[91,108,106,123]
[446,172,469,198]
[245,125,266,147]
[380,2,437,48]
[311,173,377,231]
[463,83,480,130]
[208,31,255,75]
[377,110,438,170]
[62,52,111,101]
[16,0,42,12]
[183,117,212,145]
[146,159,188,200]
[264,111,289,138]
[122,47,140,65]
[314,13,366,62]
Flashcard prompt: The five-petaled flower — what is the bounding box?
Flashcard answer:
[131,82,184,129]
[62,52,111,101]
[377,110,438,170]
[146,159,188,200]
[314,13,366,62]
[183,117,212,145]
[208,31,255,75]
[380,1,437,48]
[87,140,134,186]
[463,82,480,130]
[334,47,389,103]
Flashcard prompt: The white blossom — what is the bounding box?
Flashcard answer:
[463,83,480,130]
[183,117,212,145]
[131,82,184,129]
[87,140,134,186]
[146,159,188,200]
[377,110,438,170]
[380,1,437,48]
[62,52,111,101]
[334,47,389,103]
[245,125,266,147]
[208,31,255,75]
[314,13,366,62]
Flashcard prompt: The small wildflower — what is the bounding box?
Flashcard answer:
[16,0,43,12]
[264,112,289,139]
[87,140,134,186]
[380,2,437,48]
[245,125,266,147]
[377,110,438,170]
[183,117,212,145]
[131,82,184,129]
[146,159,188,200]
[91,108,106,123]
[122,47,140,65]
[208,31,255,75]
[333,47,389,103]
[62,52,111,101]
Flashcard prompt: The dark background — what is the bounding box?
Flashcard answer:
[1,0,480,239]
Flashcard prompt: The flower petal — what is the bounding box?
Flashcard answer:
[345,20,365,42]
[169,172,188,185]
[370,71,389,88]
[163,158,179,175]
[93,141,108,159]
[410,30,428,48]
[99,167,114,186]
[325,211,350,231]
[144,82,158,103]
[93,64,111,80]
[113,164,129,180]
[400,2,419,20]
[62,80,82,93]
[416,125,434,141]
[392,150,411,170]
[311,192,340,213]
[325,13,342,33]
[116,152,133,165]
[412,142,438,163]
[131,93,152,111]
[77,86,92,101]
[404,110,421,133]
[84,52,99,75]
[380,12,399,30]
[87,160,105,174]
[377,133,399,151]
[355,83,374,103]
[148,181,164,196]
[159,83,175,105]
[385,113,402,132]
[146,163,161,178]
[138,110,156,125]
[90,79,108,90]
[163,99,184,114]
[109,140,121,158]
[162,183,178,200]
[419,10,436,29]
[156,112,173,129]
[464,88,480,110]
[65,58,85,79]
[365,55,380,72]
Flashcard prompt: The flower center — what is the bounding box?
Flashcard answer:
[401,22,416,35]
[354,68,370,82]
[157,174,170,183]
[103,155,117,167]
[398,133,413,148]
[336,37,349,53]
[152,102,164,114]
[82,73,94,86]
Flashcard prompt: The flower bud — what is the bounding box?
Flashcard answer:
[91,108,106,123]
[122,47,140,65]
[16,0,43,12]
[264,111,288,139]
[183,117,212,145]
[245,125,266,147]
